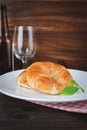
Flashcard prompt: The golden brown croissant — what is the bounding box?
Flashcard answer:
[17,61,73,94]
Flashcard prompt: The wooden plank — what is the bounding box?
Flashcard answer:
[1,0,87,69]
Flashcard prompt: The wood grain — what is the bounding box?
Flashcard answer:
[0,93,87,130]
[1,0,87,70]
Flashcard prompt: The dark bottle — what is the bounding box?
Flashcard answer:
[0,4,12,75]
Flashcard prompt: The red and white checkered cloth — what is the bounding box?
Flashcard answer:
[30,100,87,114]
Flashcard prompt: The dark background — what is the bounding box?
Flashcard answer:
[1,0,87,70]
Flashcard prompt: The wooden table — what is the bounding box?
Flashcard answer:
[0,59,87,130]
[0,80,87,130]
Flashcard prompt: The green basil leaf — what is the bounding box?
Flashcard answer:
[60,86,79,95]
[79,87,85,93]
[71,80,85,93]
[71,80,79,87]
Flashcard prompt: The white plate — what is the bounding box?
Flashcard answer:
[0,69,87,103]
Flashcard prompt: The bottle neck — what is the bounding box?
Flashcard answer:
[0,4,9,37]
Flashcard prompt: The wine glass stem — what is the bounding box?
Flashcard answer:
[22,60,28,69]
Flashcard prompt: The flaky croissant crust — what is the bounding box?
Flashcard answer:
[17,61,73,94]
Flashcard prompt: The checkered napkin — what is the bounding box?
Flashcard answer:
[30,100,87,114]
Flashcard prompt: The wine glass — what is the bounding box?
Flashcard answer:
[12,26,36,69]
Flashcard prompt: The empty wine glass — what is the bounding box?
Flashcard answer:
[12,26,36,69]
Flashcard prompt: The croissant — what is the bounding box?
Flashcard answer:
[17,61,73,94]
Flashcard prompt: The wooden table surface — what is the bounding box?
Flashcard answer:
[0,0,87,130]
[0,93,87,130]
